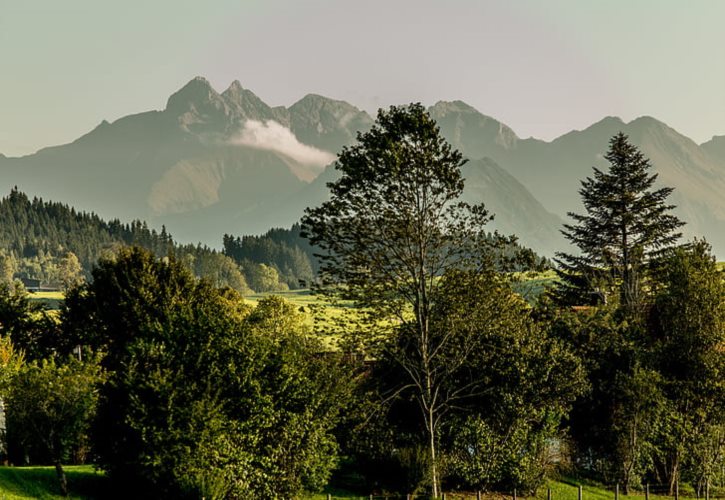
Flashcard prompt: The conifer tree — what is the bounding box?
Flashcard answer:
[555,132,684,312]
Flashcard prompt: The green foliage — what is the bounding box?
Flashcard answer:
[347,269,585,494]
[6,356,103,495]
[557,240,725,494]
[0,188,174,278]
[223,223,317,289]
[555,133,684,312]
[0,281,59,360]
[303,103,556,496]
[0,249,18,284]
[649,241,725,490]
[244,261,288,293]
[0,188,251,293]
[179,245,252,294]
[0,335,24,400]
[553,306,659,490]
[63,247,352,498]
[435,270,585,492]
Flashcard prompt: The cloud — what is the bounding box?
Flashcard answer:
[230,120,335,181]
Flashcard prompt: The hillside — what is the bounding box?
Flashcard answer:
[0,78,563,256]
[0,77,371,245]
[0,189,173,274]
[702,134,725,164]
[432,106,725,256]
[0,190,316,293]
[2,77,724,256]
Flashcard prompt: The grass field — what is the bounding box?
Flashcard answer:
[26,290,64,310]
[0,467,715,500]
[305,478,720,499]
[0,465,108,499]
[512,270,558,303]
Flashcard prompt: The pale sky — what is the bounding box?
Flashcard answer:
[1,0,724,157]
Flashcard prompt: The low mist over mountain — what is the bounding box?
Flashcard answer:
[1,77,724,256]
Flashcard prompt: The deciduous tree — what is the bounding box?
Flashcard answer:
[302,103,518,496]
[6,356,102,496]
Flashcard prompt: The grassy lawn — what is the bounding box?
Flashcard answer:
[538,476,722,500]
[27,290,64,310]
[0,466,714,500]
[246,289,367,349]
[303,479,718,499]
[0,465,108,499]
[512,269,558,304]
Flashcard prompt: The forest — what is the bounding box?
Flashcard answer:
[0,189,318,294]
[0,104,723,499]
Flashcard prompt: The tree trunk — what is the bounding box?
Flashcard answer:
[55,461,68,497]
[428,408,438,498]
[669,457,679,496]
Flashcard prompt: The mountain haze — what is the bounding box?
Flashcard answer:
[702,135,725,165]
[432,105,725,255]
[1,77,724,256]
[0,78,372,244]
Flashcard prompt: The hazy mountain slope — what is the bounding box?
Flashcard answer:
[0,78,366,245]
[431,102,725,255]
[429,100,519,159]
[3,78,723,256]
[247,157,565,256]
[285,94,373,152]
[460,158,565,255]
[702,135,725,165]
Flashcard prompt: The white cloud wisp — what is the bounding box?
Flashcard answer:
[230,119,335,181]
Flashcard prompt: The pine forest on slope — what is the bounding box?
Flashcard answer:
[0,189,317,293]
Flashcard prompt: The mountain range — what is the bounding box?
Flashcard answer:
[1,77,724,257]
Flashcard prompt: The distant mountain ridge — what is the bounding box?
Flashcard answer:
[702,135,725,165]
[1,77,724,256]
[434,110,725,255]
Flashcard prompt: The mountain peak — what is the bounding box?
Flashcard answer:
[593,115,625,127]
[702,134,725,164]
[428,100,519,152]
[226,80,243,93]
[289,93,370,125]
[222,80,253,102]
[429,100,481,115]
[165,76,223,113]
[628,115,668,129]
[220,82,276,123]
[290,93,364,115]
[296,93,327,103]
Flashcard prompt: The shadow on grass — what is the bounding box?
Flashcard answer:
[0,465,109,499]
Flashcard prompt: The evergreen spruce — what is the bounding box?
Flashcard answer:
[555,132,684,312]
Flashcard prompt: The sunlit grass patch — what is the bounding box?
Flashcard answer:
[0,465,108,499]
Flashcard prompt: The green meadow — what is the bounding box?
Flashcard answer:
[0,466,108,500]
[0,467,718,500]
[26,290,64,310]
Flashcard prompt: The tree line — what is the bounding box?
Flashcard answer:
[0,189,314,293]
[0,104,722,499]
